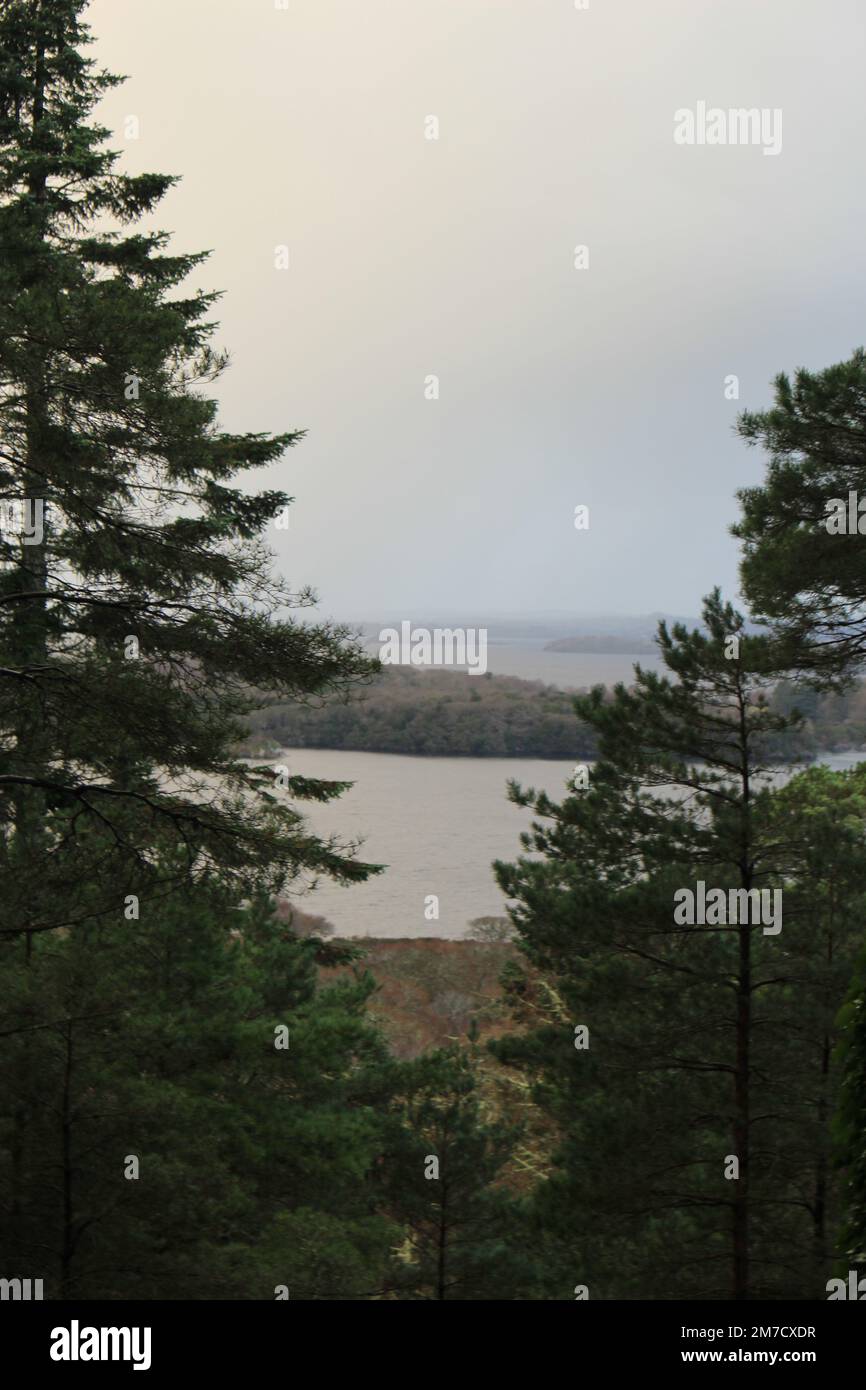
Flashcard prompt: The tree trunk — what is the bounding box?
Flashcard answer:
[11,17,50,960]
[59,1019,75,1298]
[733,913,751,1299]
[733,678,752,1300]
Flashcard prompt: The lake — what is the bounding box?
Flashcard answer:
[280,748,865,939]
[364,635,665,689]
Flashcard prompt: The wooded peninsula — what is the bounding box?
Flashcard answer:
[240,665,866,761]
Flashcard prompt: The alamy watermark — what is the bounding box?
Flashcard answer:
[824,492,866,534]
[379,622,488,675]
[674,881,782,935]
[0,1276,43,1300]
[0,498,44,545]
[827,1270,866,1299]
[674,102,782,157]
[50,1321,152,1371]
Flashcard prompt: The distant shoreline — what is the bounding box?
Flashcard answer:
[543,636,657,654]
[243,744,863,764]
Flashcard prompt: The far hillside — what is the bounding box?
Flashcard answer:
[238,667,866,761]
[326,937,517,1060]
[544,634,657,654]
[240,667,596,758]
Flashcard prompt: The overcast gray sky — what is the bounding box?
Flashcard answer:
[87,0,866,619]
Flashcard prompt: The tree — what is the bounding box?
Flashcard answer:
[0,876,397,1299]
[758,765,866,1285]
[494,592,863,1299]
[734,348,866,1284]
[835,949,866,1276]
[380,1046,530,1299]
[0,0,378,947]
[734,347,866,678]
[463,915,515,943]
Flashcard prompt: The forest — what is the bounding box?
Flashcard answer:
[240,663,866,762]
[3,0,866,1309]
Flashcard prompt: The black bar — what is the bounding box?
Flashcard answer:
[2,1298,861,1375]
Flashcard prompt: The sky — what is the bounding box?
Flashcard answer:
[86,0,866,621]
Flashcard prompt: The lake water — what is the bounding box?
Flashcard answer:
[478,638,664,688]
[281,748,865,940]
[364,636,664,689]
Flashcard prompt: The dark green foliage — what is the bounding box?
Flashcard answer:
[493,594,866,1299]
[0,0,379,941]
[242,667,599,759]
[379,1045,532,1299]
[734,347,866,677]
[733,347,866,1282]
[238,665,866,762]
[835,957,866,1271]
[0,881,397,1299]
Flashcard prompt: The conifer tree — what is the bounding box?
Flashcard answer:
[0,0,377,944]
[734,349,866,1279]
[835,950,866,1277]
[0,879,397,1299]
[380,1046,530,1300]
[494,593,863,1298]
[734,347,866,677]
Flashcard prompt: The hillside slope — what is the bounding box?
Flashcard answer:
[328,938,516,1058]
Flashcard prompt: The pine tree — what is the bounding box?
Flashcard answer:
[380,1046,531,1300]
[761,765,866,1284]
[734,347,866,677]
[835,952,866,1277]
[0,877,397,1299]
[494,592,863,1298]
[0,0,377,946]
[734,348,866,1282]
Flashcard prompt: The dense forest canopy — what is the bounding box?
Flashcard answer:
[240,664,866,762]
